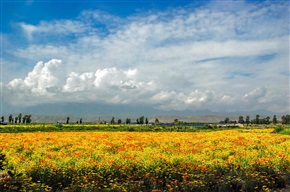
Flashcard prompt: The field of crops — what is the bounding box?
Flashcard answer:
[0,127,289,191]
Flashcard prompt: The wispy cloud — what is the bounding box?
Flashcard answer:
[2,0,289,113]
[19,19,91,43]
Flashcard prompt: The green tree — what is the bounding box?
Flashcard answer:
[126,118,131,124]
[136,119,139,124]
[145,117,149,125]
[281,115,286,124]
[245,116,250,125]
[224,117,229,124]
[22,116,27,123]
[255,114,260,124]
[272,115,277,124]
[1,116,4,123]
[18,113,22,124]
[286,115,290,124]
[238,116,244,124]
[8,114,13,123]
[118,119,122,124]
[15,117,18,123]
[173,119,179,124]
[154,118,159,126]
[111,117,115,124]
[265,116,270,124]
[66,117,70,124]
[26,115,32,123]
[139,116,144,124]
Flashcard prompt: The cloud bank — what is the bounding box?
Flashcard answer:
[1,1,289,113]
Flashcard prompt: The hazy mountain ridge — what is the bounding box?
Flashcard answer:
[1,102,283,123]
[11,114,283,124]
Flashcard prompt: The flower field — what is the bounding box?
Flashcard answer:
[0,128,289,191]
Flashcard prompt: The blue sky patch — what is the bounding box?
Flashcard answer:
[256,53,277,63]
[1,0,289,114]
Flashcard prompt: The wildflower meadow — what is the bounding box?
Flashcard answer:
[0,125,289,191]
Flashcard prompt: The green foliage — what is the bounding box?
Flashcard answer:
[66,117,70,124]
[1,124,289,135]
[0,154,23,191]
[145,117,149,125]
[273,125,285,133]
[125,118,131,124]
[245,116,250,125]
[0,154,5,170]
[272,125,290,135]
[154,118,159,126]
[117,119,122,124]
[2,161,289,191]
[111,117,115,124]
[56,123,63,130]
[272,115,277,124]
[139,116,144,124]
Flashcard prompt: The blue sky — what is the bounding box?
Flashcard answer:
[1,0,289,115]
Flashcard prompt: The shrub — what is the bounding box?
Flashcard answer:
[273,125,284,133]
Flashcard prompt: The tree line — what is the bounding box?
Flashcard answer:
[223,114,290,125]
[0,113,32,124]
[2,113,289,125]
[63,116,160,125]
[109,116,159,125]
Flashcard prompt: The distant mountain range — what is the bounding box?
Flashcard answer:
[1,102,284,123]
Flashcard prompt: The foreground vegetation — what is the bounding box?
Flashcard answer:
[0,125,289,191]
[0,123,289,134]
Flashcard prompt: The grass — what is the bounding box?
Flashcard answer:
[0,123,255,133]
[272,125,290,135]
[0,124,207,133]
[278,128,290,135]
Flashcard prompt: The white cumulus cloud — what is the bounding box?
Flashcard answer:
[8,59,62,94]
[2,0,289,113]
